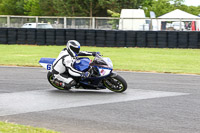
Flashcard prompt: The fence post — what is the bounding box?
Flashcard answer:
[150,18,153,31]
[64,17,67,29]
[36,16,38,27]
[7,16,10,28]
[72,18,75,28]
[92,17,95,29]
[179,18,182,31]
[121,18,124,30]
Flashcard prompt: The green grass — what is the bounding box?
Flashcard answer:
[0,44,200,74]
[0,121,59,133]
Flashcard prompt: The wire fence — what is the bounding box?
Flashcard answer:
[0,15,200,31]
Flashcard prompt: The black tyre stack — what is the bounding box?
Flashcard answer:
[85,29,95,46]
[1,28,200,49]
[116,30,126,47]
[56,29,65,45]
[146,31,157,48]
[46,29,55,45]
[168,31,178,48]
[17,28,27,44]
[188,32,198,48]
[36,29,45,45]
[0,28,7,44]
[105,30,116,47]
[126,31,136,47]
[178,32,188,48]
[96,30,106,47]
[198,32,200,48]
[76,29,85,46]
[27,29,36,44]
[157,31,167,48]
[8,28,17,44]
[136,31,146,47]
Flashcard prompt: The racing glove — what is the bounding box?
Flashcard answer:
[92,52,101,56]
[81,72,90,78]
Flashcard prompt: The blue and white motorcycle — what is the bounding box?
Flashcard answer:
[39,54,127,93]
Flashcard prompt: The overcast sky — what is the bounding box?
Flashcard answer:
[184,0,200,6]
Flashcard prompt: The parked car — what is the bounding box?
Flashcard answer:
[21,23,53,28]
[172,22,185,31]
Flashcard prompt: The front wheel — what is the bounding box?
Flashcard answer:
[47,72,66,90]
[103,75,127,93]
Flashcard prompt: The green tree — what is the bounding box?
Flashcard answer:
[175,5,200,16]
[39,0,56,16]
[142,0,200,17]
[53,0,78,16]
[143,0,175,17]
[107,10,120,29]
[24,0,42,16]
[171,0,185,7]
[0,0,199,17]
[76,0,107,17]
[53,0,107,17]
[103,0,145,14]
[0,0,25,15]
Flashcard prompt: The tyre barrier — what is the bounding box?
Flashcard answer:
[157,31,167,48]
[137,31,146,47]
[17,28,27,44]
[27,29,36,44]
[46,29,55,45]
[0,28,7,44]
[147,31,157,48]
[56,29,65,45]
[0,28,200,48]
[8,28,17,44]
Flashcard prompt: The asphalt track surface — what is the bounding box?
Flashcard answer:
[0,66,200,133]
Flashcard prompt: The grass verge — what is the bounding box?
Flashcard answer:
[0,121,59,133]
[0,44,200,74]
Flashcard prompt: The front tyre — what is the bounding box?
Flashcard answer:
[103,75,127,93]
[47,72,66,90]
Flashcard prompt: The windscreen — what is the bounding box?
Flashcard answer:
[92,56,113,69]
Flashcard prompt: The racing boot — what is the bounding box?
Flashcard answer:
[64,80,77,90]
[53,74,76,90]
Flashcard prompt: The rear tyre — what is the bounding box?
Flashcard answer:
[103,75,127,93]
[47,72,66,90]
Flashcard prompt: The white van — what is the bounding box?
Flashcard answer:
[21,23,53,28]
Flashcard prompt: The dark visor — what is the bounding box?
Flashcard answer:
[70,46,80,54]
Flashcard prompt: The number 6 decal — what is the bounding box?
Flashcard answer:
[47,64,51,70]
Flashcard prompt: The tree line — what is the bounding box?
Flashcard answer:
[0,0,199,17]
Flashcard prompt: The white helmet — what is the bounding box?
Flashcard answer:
[66,40,80,57]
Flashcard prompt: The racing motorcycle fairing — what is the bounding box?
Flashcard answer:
[73,56,113,89]
[39,58,56,71]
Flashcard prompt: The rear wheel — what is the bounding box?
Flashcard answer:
[103,75,127,93]
[47,72,66,90]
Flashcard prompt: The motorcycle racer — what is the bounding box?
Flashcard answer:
[52,40,99,89]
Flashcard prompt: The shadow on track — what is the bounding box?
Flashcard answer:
[48,89,125,96]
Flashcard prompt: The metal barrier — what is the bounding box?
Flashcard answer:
[0,28,200,48]
[1,15,200,31]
